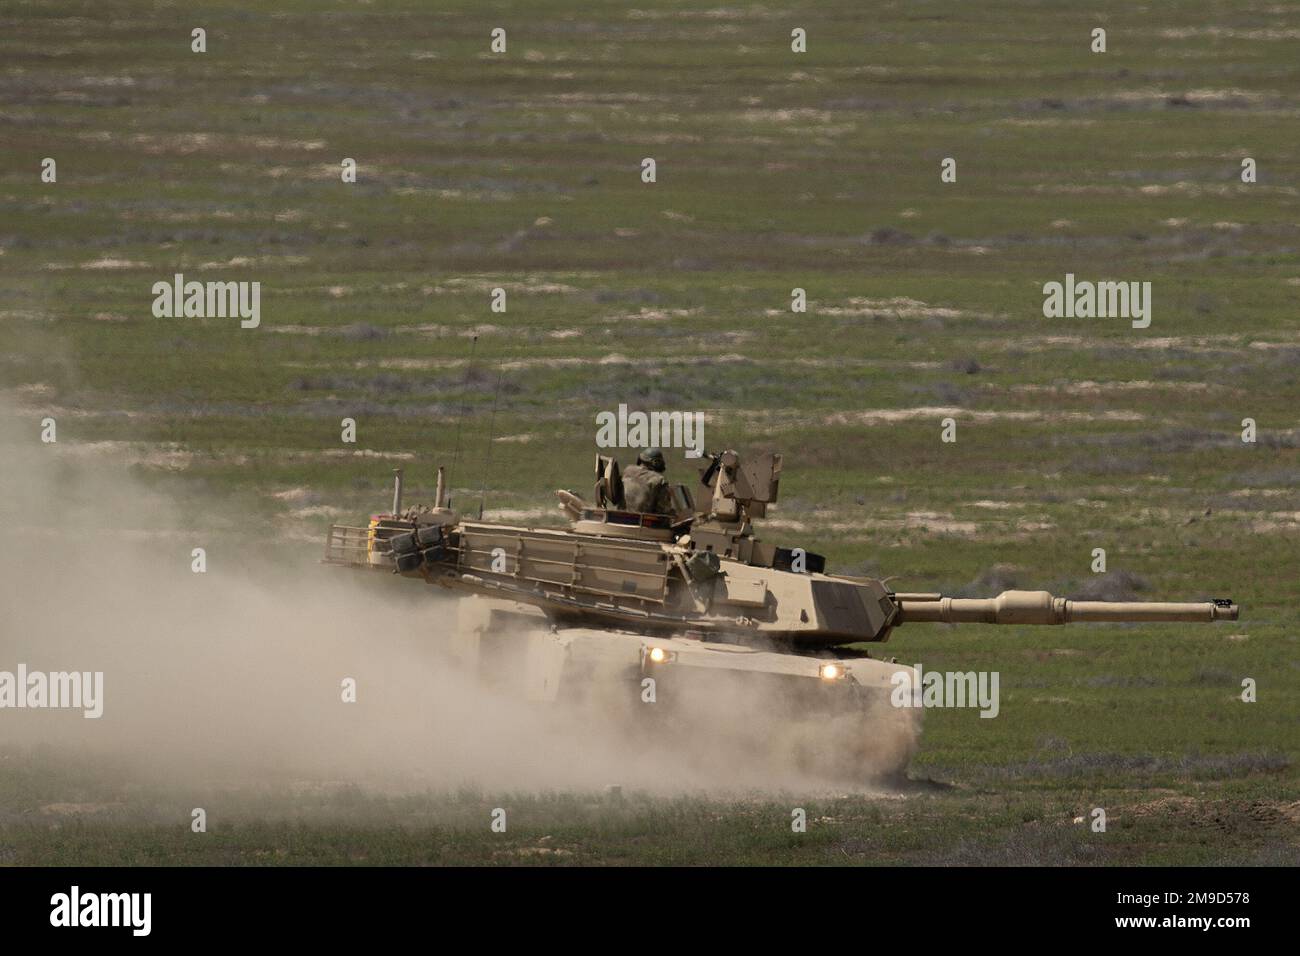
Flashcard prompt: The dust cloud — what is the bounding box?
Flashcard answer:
[0,405,903,798]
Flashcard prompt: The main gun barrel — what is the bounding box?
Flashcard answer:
[894,589,1238,625]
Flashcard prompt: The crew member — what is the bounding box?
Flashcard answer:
[621,448,673,515]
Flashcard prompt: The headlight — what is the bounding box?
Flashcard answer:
[647,646,670,664]
[819,663,848,681]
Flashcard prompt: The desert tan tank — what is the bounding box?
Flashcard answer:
[324,451,1239,783]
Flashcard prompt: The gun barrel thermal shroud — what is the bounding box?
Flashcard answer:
[894,590,1239,626]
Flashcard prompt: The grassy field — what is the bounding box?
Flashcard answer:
[1,0,1297,864]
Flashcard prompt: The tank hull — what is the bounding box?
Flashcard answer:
[453,597,922,784]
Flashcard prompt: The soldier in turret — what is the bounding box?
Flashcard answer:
[621,448,674,515]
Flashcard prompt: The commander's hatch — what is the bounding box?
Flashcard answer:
[594,454,625,509]
[586,454,694,537]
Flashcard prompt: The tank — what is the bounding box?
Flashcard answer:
[324,451,1239,783]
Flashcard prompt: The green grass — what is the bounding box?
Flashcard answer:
[1,752,1293,865]
[0,0,1297,865]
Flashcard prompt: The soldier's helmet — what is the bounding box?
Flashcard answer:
[637,447,666,472]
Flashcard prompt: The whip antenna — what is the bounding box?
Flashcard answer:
[478,362,506,520]
[447,333,479,509]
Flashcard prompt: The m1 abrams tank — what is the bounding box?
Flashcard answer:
[324,450,1239,783]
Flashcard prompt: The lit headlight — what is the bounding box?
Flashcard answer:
[819,663,847,681]
[647,646,671,664]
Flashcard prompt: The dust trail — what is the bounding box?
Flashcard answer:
[0,405,896,797]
